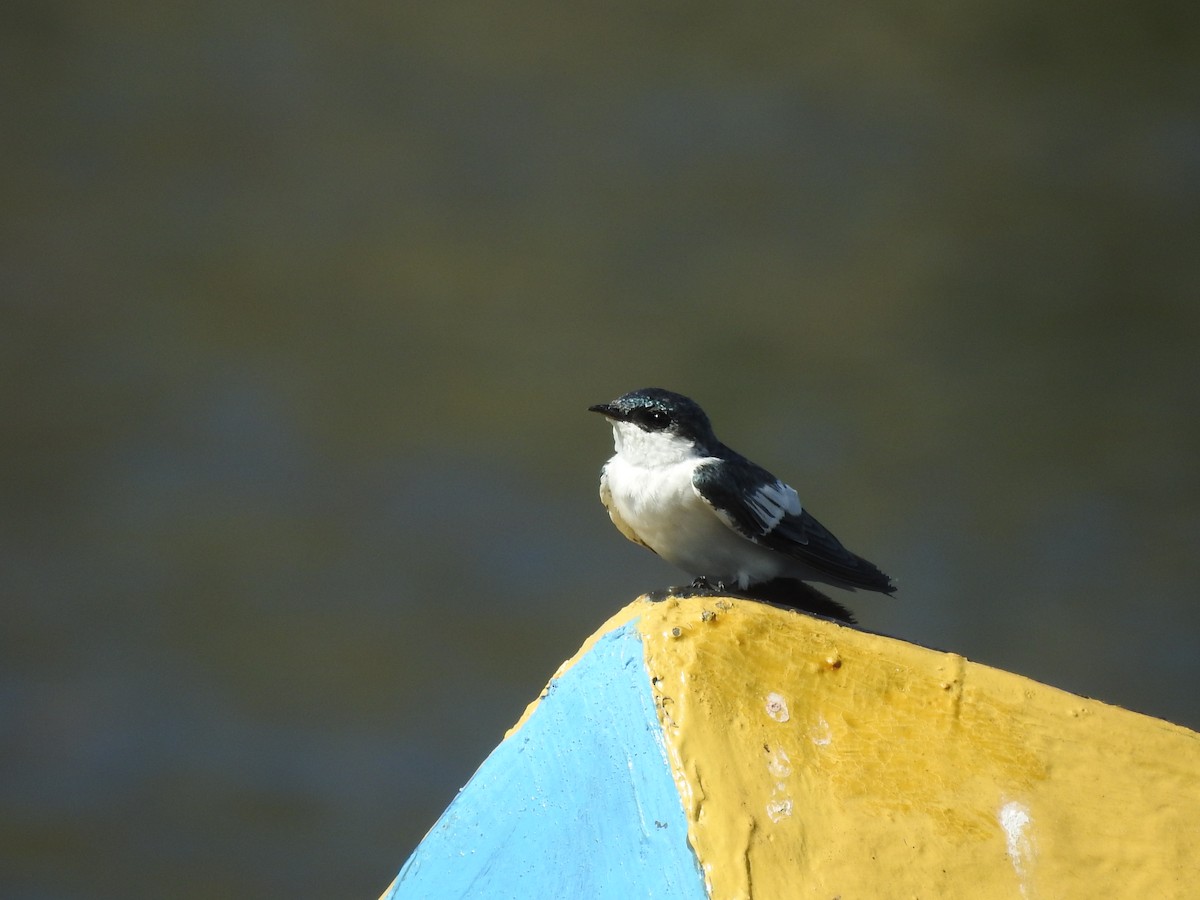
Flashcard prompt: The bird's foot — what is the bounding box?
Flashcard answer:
[658,577,733,599]
[655,578,718,599]
[691,576,735,591]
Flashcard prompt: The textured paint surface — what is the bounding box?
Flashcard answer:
[635,595,1200,899]
[380,618,706,900]
[504,603,644,740]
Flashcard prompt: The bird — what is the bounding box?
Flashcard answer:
[588,388,894,623]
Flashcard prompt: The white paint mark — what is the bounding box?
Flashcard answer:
[765,692,789,722]
[999,800,1036,898]
[764,744,794,824]
[767,748,791,779]
[766,797,793,822]
[810,715,832,746]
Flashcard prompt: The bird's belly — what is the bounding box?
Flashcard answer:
[662,520,792,586]
[604,459,788,586]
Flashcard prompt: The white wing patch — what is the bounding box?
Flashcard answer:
[746,480,802,533]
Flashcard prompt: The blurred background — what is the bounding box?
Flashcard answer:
[4,1,1199,897]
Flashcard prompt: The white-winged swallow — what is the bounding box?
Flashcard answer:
[589,388,895,622]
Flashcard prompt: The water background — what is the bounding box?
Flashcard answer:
[4,3,1199,897]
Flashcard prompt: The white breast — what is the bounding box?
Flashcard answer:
[600,451,792,588]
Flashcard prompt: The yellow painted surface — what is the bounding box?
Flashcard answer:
[636,595,1200,900]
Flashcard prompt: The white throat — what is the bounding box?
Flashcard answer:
[610,420,702,468]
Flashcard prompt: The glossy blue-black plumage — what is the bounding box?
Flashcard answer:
[693,456,895,594]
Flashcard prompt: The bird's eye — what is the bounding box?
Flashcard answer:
[635,408,671,430]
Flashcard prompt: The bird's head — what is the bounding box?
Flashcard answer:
[589,388,716,465]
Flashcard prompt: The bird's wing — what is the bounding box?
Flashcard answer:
[692,456,894,593]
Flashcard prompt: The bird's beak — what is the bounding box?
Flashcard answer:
[588,402,619,419]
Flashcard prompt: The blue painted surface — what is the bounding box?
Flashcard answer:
[382,620,706,900]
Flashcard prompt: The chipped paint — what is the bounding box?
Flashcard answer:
[766,747,791,779]
[636,595,1200,900]
[809,715,832,747]
[765,746,794,823]
[999,800,1035,897]
[765,797,793,823]
[764,692,790,723]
